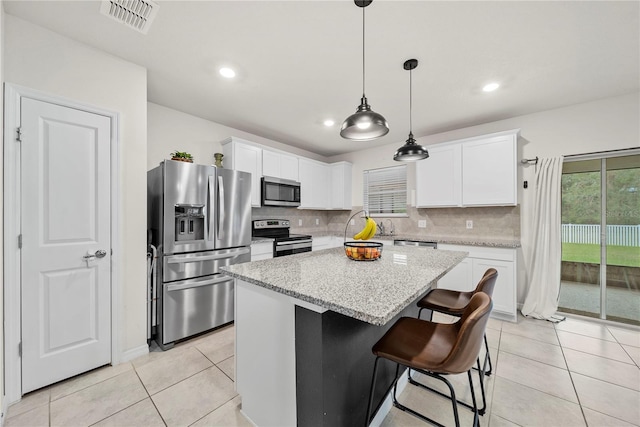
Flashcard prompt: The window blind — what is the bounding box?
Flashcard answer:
[363,165,408,217]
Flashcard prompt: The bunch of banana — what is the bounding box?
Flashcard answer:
[353,217,377,240]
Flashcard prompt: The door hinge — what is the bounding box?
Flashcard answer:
[18,234,22,249]
[18,342,22,357]
[16,127,22,142]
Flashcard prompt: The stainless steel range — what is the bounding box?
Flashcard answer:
[252,220,312,257]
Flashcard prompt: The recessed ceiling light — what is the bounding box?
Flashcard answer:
[482,82,500,92]
[219,67,236,79]
[323,119,335,127]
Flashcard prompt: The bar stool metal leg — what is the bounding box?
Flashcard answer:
[466,370,480,427]
[408,357,487,416]
[483,335,493,376]
[393,367,461,427]
[365,357,381,427]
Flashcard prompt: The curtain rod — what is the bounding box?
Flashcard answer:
[520,156,538,165]
[564,147,640,160]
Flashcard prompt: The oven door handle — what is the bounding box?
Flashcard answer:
[275,239,313,246]
[167,247,250,264]
[166,276,232,292]
[275,241,313,252]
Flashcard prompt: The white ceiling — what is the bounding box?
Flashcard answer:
[5,1,639,157]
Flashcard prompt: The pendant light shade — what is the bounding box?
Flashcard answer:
[341,0,389,141]
[394,59,429,162]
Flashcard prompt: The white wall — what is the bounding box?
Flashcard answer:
[148,102,326,170]
[4,15,148,357]
[0,0,5,421]
[330,92,640,302]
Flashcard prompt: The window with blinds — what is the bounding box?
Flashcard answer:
[363,165,408,217]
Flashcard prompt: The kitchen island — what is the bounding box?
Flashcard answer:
[221,246,467,427]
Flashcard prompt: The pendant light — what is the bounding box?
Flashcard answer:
[394,59,429,161]
[340,0,389,141]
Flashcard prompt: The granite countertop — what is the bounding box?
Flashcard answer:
[304,232,520,248]
[221,246,467,326]
[251,238,274,244]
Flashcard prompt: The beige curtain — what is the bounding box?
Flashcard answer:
[522,156,564,320]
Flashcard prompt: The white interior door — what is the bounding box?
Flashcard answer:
[20,97,112,393]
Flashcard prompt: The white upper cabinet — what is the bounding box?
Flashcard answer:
[461,133,517,206]
[221,137,352,210]
[298,158,329,209]
[329,162,353,210]
[221,137,263,207]
[262,150,299,182]
[416,143,461,207]
[416,129,519,208]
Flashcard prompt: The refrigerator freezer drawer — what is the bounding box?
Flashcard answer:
[163,247,250,282]
[162,275,234,344]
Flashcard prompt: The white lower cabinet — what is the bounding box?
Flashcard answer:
[371,239,393,248]
[251,241,273,261]
[312,236,332,252]
[312,236,343,251]
[471,258,515,321]
[437,258,473,292]
[438,244,517,322]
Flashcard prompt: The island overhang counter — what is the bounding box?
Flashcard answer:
[221,246,468,427]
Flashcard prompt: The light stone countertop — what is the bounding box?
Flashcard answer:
[250,238,274,244]
[305,232,520,248]
[221,246,467,326]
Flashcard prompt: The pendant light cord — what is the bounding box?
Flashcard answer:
[362,6,366,97]
[409,67,413,133]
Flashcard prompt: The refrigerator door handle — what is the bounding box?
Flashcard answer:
[217,175,225,240]
[208,176,215,242]
[166,247,250,264]
[166,276,232,292]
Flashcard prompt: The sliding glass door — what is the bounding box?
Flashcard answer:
[559,153,639,326]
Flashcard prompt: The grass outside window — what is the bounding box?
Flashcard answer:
[562,243,640,267]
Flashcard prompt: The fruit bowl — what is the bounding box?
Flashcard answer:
[344,242,383,261]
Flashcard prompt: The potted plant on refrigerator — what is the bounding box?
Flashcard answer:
[170,151,193,163]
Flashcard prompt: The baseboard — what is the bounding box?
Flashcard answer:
[369,368,410,427]
[1,394,8,427]
[119,344,149,363]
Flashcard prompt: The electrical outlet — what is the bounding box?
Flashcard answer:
[315,218,319,225]
[298,219,302,226]
[466,220,473,229]
[418,220,426,228]
[350,219,355,226]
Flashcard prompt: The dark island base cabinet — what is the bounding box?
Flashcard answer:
[295,302,425,427]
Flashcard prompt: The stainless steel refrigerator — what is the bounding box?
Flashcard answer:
[148,160,252,349]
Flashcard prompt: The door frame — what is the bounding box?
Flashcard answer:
[561,148,640,322]
[3,83,122,403]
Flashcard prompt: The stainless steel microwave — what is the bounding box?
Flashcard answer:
[261,176,301,207]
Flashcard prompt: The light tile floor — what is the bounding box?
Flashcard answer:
[5,314,640,427]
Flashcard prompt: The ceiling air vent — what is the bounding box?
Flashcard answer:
[100,0,159,34]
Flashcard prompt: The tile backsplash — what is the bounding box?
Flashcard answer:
[251,207,334,230]
[252,205,520,240]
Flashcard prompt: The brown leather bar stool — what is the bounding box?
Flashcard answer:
[365,292,492,427]
[417,268,498,377]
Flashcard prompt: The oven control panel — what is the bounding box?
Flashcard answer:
[253,220,290,229]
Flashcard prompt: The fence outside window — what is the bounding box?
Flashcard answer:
[562,224,640,247]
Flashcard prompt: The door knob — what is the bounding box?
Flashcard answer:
[95,249,107,258]
[83,249,107,260]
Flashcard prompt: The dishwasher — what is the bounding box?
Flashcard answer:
[393,239,437,249]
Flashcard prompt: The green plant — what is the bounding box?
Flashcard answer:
[170,151,193,160]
